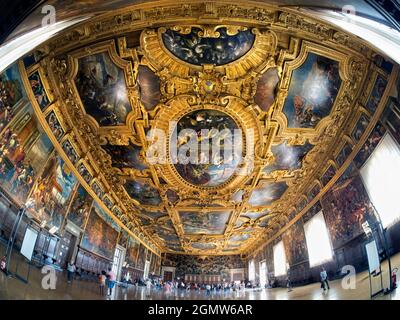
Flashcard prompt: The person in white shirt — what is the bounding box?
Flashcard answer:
[320,267,330,291]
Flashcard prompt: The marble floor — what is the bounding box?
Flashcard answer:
[1,247,400,300]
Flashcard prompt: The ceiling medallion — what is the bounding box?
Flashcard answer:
[172,109,242,187]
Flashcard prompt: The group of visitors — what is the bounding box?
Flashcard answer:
[66,261,117,297]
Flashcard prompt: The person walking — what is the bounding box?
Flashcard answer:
[99,271,107,296]
[320,267,330,291]
[67,261,76,284]
[106,267,116,297]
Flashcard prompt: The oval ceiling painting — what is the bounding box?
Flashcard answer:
[162,27,255,66]
[172,109,242,187]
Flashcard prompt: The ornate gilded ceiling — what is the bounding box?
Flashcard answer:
[23,1,396,256]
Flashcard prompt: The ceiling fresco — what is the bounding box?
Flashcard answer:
[24,1,396,256]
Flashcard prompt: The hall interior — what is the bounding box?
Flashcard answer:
[0,0,400,300]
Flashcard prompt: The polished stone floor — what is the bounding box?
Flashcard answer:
[1,246,400,300]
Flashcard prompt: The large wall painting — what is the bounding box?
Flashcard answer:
[137,244,147,270]
[162,27,255,66]
[0,64,54,205]
[321,164,376,248]
[283,53,341,128]
[248,181,288,207]
[26,154,78,230]
[354,122,386,168]
[263,141,313,174]
[282,219,308,266]
[125,235,140,268]
[75,52,132,126]
[0,63,26,130]
[68,184,93,229]
[81,205,119,260]
[173,109,241,187]
[179,211,231,235]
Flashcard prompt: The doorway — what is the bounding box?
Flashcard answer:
[57,231,77,268]
[259,260,268,288]
[164,271,173,282]
[144,260,150,279]
[112,245,125,281]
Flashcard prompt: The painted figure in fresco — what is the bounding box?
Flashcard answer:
[137,65,161,111]
[102,143,148,170]
[0,68,23,131]
[28,72,49,110]
[284,54,341,128]
[68,185,93,228]
[352,115,370,142]
[47,112,64,141]
[162,27,255,66]
[62,140,78,164]
[254,68,280,112]
[354,123,386,168]
[174,110,241,187]
[366,76,387,113]
[181,212,229,235]
[124,180,161,206]
[75,52,132,126]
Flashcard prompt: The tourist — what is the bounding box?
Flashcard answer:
[320,267,330,291]
[67,261,76,284]
[106,267,116,296]
[205,284,211,296]
[99,271,106,296]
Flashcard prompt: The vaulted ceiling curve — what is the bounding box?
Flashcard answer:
[23,1,395,256]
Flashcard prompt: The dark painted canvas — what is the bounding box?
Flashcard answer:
[137,65,161,111]
[68,184,93,229]
[282,219,308,266]
[351,114,370,143]
[321,165,376,248]
[28,71,50,110]
[75,52,132,126]
[81,205,119,260]
[102,143,148,170]
[354,122,386,168]
[365,75,387,114]
[124,180,161,206]
[162,27,255,66]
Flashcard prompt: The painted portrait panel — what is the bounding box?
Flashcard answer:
[78,163,92,184]
[354,122,386,168]
[124,180,161,206]
[283,53,341,128]
[381,98,400,146]
[75,52,132,126]
[137,244,147,270]
[307,184,321,202]
[68,184,93,229]
[28,71,50,110]
[102,143,148,170]
[126,236,140,267]
[0,63,26,131]
[321,164,376,248]
[335,142,353,168]
[92,201,121,232]
[46,111,64,141]
[26,154,78,230]
[179,211,231,235]
[263,141,313,174]
[62,139,79,164]
[173,109,242,187]
[137,65,161,111]
[282,219,308,266]
[248,181,288,207]
[320,165,336,186]
[162,27,255,66]
[81,205,119,260]
[365,75,387,114]
[351,114,370,143]
[0,99,54,205]
[254,68,279,112]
